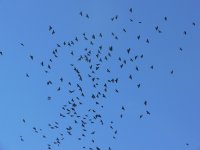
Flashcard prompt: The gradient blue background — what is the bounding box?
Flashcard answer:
[0,0,200,150]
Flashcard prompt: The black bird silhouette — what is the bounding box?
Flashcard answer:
[47,80,52,85]
[129,74,132,80]
[57,87,61,91]
[99,33,103,38]
[20,43,24,46]
[29,55,33,60]
[137,84,141,88]
[170,70,174,74]
[20,136,24,142]
[127,48,131,54]
[26,73,29,78]
[155,26,159,31]
[146,111,151,115]
[40,61,44,66]
[86,14,89,19]
[49,25,52,31]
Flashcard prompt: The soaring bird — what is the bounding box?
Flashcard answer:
[155,26,159,31]
[137,84,141,88]
[49,25,52,31]
[86,14,89,19]
[127,48,131,54]
[26,73,29,78]
[40,61,44,66]
[20,136,24,142]
[146,111,151,115]
[123,28,127,32]
[129,8,133,13]
[20,43,24,46]
[129,74,132,80]
[29,55,33,60]
[146,38,149,43]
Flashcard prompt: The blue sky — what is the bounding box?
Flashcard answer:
[0,0,200,150]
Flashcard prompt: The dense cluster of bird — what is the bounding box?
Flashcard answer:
[0,5,197,150]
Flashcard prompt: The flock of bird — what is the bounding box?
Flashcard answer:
[0,5,197,150]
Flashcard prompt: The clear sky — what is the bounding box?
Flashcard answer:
[0,0,200,150]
